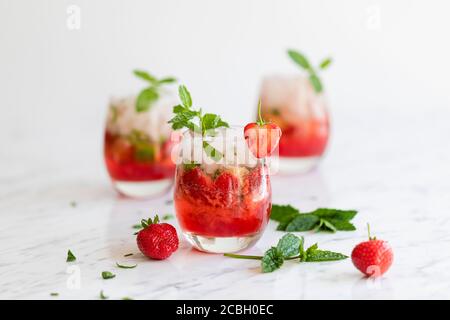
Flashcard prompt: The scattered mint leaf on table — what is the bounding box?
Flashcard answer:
[100,290,109,300]
[116,262,137,269]
[224,233,347,273]
[102,271,116,279]
[50,292,59,297]
[285,214,320,232]
[261,247,284,273]
[276,233,302,258]
[270,204,299,223]
[122,297,133,300]
[271,204,357,233]
[162,214,174,220]
[66,250,76,262]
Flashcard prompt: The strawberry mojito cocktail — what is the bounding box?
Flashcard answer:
[104,70,178,198]
[170,86,281,253]
[259,50,332,173]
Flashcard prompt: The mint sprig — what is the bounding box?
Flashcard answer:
[66,250,76,262]
[168,85,229,160]
[224,233,347,273]
[287,50,332,93]
[271,204,357,233]
[133,69,176,112]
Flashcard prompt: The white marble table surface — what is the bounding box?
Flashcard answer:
[1,108,450,300]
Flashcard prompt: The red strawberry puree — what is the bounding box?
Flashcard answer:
[174,165,272,238]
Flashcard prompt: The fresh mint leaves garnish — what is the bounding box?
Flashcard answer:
[287,50,332,93]
[116,262,137,269]
[133,69,176,112]
[168,85,229,160]
[271,204,357,233]
[224,233,347,273]
[66,250,76,262]
[101,271,116,279]
[178,85,192,108]
[100,290,109,300]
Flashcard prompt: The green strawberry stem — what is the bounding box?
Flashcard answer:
[367,223,376,240]
[257,99,265,126]
[223,253,300,260]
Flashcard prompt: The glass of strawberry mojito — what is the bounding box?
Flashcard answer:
[174,127,272,253]
[104,70,178,198]
[258,50,332,173]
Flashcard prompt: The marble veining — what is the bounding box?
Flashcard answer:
[1,109,450,299]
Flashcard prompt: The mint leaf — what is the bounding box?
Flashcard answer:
[124,253,133,257]
[136,87,159,112]
[132,224,142,229]
[270,204,299,223]
[178,85,192,108]
[201,113,229,135]
[276,233,301,258]
[309,73,323,93]
[319,57,332,70]
[288,50,311,70]
[101,271,116,279]
[100,290,109,300]
[270,204,358,233]
[312,208,357,221]
[305,249,348,262]
[158,77,176,84]
[261,247,284,273]
[116,262,137,269]
[133,70,157,84]
[202,141,223,161]
[320,219,338,233]
[326,219,356,231]
[50,292,59,297]
[66,250,76,262]
[285,214,320,232]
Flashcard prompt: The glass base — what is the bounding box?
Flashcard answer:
[112,179,172,198]
[183,232,262,253]
[277,156,321,174]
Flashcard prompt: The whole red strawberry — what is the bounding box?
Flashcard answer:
[136,215,179,260]
[351,224,393,277]
[244,100,281,159]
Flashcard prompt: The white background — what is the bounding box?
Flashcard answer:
[1,0,449,173]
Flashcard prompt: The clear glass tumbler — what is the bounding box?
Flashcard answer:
[173,127,272,253]
[104,90,177,198]
[260,75,330,173]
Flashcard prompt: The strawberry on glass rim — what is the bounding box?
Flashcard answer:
[244,100,282,159]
